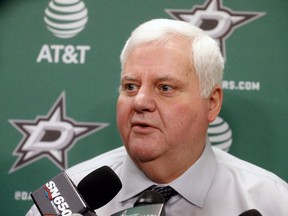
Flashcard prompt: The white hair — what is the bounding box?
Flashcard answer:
[120,19,224,98]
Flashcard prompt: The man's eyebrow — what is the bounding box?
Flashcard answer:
[156,75,185,85]
[121,74,185,84]
[156,75,175,82]
[121,75,137,81]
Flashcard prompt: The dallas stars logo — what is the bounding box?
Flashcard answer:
[166,0,265,58]
[9,92,108,173]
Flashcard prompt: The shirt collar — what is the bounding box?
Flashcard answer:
[169,139,217,208]
[119,155,154,202]
[119,139,217,208]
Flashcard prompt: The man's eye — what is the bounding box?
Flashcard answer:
[124,84,138,91]
[160,85,173,92]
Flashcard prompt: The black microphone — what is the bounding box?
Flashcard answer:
[239,209,262,216]
[31,166,122,216]
[111,190,165,216]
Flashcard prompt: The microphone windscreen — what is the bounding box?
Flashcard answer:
[239,209,262,216]
[77,166,122,209]
[134,190,164,207]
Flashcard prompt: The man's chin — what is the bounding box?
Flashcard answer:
[128,146,160,163]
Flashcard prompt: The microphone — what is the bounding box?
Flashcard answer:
[31,166,122,216]
[111,190,165,216]
[239,209,262,216]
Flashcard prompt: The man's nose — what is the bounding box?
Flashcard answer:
[133,87,156,113]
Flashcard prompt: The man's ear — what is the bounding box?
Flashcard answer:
[207,85,223,123]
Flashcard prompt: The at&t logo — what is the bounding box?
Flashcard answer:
[44,0,88,39]
[37,0,90,64]
[208,116,233,152]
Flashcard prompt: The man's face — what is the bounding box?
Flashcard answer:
[117,38,215,169]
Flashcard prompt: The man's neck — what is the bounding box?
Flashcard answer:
[133,143,205,184]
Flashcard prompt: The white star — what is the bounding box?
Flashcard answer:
[166,0,265,58]
[9,92,108,173]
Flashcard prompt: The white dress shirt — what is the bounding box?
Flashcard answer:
[26,140,288,216]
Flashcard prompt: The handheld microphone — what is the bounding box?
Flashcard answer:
[111,190,165,216]
[31,166,122,216]
[239,209,262,216]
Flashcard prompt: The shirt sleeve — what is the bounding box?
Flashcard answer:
[25,204,41,216]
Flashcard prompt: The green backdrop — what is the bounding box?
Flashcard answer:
[0,0,287,215]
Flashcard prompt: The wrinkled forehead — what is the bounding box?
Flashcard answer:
[121,35,194,74]
[121,39,198,87]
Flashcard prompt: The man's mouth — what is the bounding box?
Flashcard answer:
[131,122,153,129]
[136,123,149,127]
[130,121,158,134]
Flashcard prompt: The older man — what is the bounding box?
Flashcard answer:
[27,19,288,216]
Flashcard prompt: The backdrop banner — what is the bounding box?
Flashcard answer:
[0,0,287,215]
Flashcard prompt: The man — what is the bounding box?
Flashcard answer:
[27,19,288,216]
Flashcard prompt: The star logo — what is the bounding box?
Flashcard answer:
[9,92,108,173]
[165,0,265,58]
